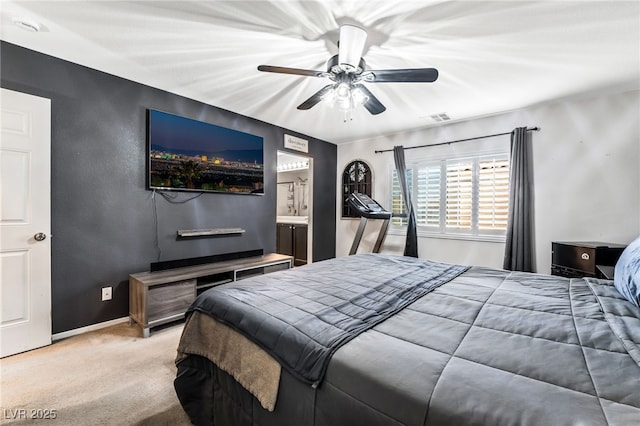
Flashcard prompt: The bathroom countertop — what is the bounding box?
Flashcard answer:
[276,216,308,225]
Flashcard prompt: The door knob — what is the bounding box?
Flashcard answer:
[34,232,47,241]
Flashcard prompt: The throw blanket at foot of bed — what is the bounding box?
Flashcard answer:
[184,254,469,387]
[176,312,281,411]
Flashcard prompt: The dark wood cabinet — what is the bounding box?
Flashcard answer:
[294,225,308,265]
[277,224,294,256]
[277,223,307,266]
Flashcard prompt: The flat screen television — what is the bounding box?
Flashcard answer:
[147,109,264,194]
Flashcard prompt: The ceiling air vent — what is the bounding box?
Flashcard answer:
[12,17,41,32]
[430,113,451,122]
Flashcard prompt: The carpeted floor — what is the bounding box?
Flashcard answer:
[0,321,191,425]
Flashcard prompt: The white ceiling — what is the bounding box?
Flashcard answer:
[1,1,638,144]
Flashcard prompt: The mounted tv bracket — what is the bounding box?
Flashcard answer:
[347,192,392,255]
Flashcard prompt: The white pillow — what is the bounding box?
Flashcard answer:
[614,236,640,308]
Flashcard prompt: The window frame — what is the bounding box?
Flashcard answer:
[389,151,510,242]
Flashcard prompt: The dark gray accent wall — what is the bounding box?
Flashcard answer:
[1,42,336,334]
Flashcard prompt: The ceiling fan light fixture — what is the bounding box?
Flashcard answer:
[338,98,351,111]
[336,82,351,100]
[338,25,367,73]
[351,87,369,106]
[321,86,337,104]
[323,83,370,121]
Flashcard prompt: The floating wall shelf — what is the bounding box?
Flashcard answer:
[177,228,246,237]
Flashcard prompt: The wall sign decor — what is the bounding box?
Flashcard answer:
[284,134,309,153]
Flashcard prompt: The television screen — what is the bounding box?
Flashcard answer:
[147,109,264,194]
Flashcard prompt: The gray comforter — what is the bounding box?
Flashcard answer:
[176,254,640,425]
[188,254,469,386]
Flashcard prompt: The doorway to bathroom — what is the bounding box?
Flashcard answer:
[276,151,313,265]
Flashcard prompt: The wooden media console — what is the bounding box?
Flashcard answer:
[129,253,293,337]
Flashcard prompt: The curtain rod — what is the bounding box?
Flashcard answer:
[374,126,540,154]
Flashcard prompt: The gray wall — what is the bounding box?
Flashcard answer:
[336,88,639,273]
[1,42,336,334]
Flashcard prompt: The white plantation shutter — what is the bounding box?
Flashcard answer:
[391,169,412,226]
[416,166,441,227]
[446,161,473,230]
[391,153,509,239]
[478,157,510,230]
[391,170,404,225]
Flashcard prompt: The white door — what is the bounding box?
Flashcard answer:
[0,88,51,358]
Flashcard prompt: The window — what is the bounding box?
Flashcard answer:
[391,169,412,226]
[390,153,510,239]
[445,161,473,230]
[477,157,510,231]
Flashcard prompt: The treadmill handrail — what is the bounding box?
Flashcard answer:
[347,192,391,219]
[347,192,392,255]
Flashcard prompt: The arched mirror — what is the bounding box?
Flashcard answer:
[341,160,372,218]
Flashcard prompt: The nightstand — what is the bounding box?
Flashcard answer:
[551,241,626,278]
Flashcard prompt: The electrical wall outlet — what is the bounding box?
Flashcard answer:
[101,286,112,301]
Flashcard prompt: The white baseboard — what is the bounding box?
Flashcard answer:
[52,317,130,341]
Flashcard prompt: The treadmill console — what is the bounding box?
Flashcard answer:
[347,192,392,219]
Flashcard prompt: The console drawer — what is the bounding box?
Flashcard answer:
[147,280,196,324]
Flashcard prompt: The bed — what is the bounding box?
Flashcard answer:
[174,252,640,426]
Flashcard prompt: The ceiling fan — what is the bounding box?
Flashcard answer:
[257,25,439,118]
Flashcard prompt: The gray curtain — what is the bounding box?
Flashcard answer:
[393,146,418,257]
[503,127,534,272]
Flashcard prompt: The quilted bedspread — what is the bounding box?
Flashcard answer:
[188,253,469,386]
[177,254,640,425]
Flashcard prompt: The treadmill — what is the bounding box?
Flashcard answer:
[347,192,392,255]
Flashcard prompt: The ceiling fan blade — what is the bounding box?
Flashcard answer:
[338,25,367,72]
[368,68,439,83]
[353,84,386,115]
[297,85,334,110]
[257,65,324,77]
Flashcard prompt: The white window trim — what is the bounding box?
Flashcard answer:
[388,227,507,243]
